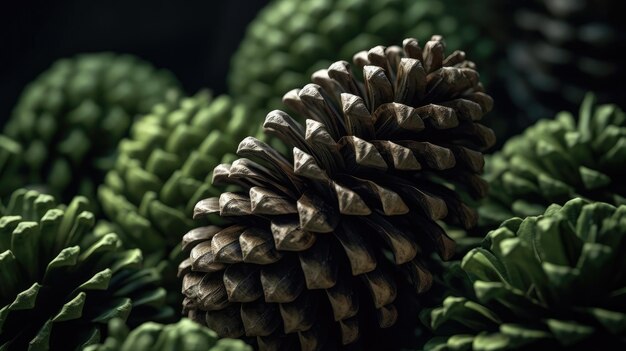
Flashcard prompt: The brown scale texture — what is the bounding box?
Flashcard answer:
[179,36,495,350]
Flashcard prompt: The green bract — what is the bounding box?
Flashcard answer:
[0,189,173,350]
[84,318,252,351]
[421,198,626,350]
[1,53,181,204]
[98,92,258,310]
[480,94,626,228]
[229,0,495,118]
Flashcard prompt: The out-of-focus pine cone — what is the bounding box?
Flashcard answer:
[506,0,626,122]
[480,93,626,229]
[421,198,626,350]
[181,36,495,350]
[0,135,21,192]
[0,189,173,350]
[229,0,496,119]
[0,53,181,204]
[84,318,252,351]
[98,92,260,313]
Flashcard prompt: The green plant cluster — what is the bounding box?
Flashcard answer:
[1,53,181,204]
[0,189,171,350]
[85,318,252,351]
[422,199,626,350]
[480,94,626,228]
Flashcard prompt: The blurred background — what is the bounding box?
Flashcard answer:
[2,0,623,138]
[0,0,269,124]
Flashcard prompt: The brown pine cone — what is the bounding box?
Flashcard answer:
[180,35,495,350]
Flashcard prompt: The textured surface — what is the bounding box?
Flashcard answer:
[1,53,181,204]
[182,36,495,350]
[422,198,626,350]
[84,318,252,351]
[506,0,626,122]
[99,92,260,313]
[99,91,259,259]
[480,93,626,229]
[0,189,172,350]
[0,135,22,193]
[229,0,495,120]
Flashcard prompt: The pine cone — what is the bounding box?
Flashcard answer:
[0,189,173,350]
[506,0,626,121]
[421,198,626,350]
[480,93,626,229]
[229,0,495,119]
[0,135,21,192]
[1,53,181,204]
[99,92,259,312]
[181,36,495,350]
[85,318,252,351]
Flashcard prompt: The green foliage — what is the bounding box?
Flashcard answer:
[229,0,495,119]
[84,318,252,351]
[421,198,626,350]
[1,53,181,204]
[481,93,626,229]
[0,189,172,350]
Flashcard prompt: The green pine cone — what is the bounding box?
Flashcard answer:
[0,135,22,193]
[0,189,173,350]
[480,93,626,229]
[98,92,258,312]
[421,198,626,350]
[229,0,495,118]
[1,53,181,204]
[84,318,252,351]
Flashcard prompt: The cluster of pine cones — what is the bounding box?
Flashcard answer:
[1,1,624,350]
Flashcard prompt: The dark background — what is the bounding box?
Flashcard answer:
[0,0,269,125]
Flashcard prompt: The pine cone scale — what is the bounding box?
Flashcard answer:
[250,187,297,215]
[241,299,281,337]
[340,175,409,215]
[189,242,227,273]
[205,305,245,338]
[297,192,337,232]
[260,258,306,303]
[331,182,371,216]
[240,227,282,264]
[270,219,316,251]
[279,292,317,334]
[298,238,338,289]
